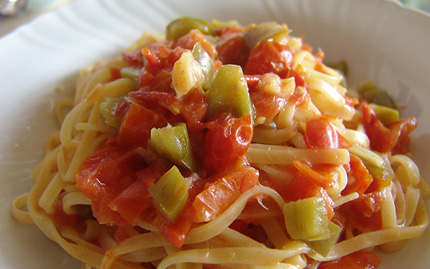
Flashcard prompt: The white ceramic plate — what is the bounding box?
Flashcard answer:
[0,0,429,268]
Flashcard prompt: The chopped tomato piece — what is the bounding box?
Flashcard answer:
[304,117,340,149]
[108,179,152,226]
[365,177,391,193]
[76,147,144,225]
[178,88,208,127]
[342,154,373,195]
[204,114,253,174]
[244,40,293,78]
[340,181,387,233]
[136,159,171,188]
[216,35,250,68]
[193,166,259,223]
[129,91,177,119]
[390,117,417,155]
[287,68,307,88]
[76,147,135,200]
[130,88,208,128]
[117,102,167,148]
[362,103,417,154]
[318,251,381,269]
[154,205,196,247]
[138,45,184,92]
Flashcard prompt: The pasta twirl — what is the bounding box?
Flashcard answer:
[11,18,428,269]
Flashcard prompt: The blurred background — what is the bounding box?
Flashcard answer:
[1,0,430,37]
[400,0,430,11]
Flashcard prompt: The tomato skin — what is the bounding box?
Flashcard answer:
[244,40,293,78]
[361,103,417,154]
[304,117,339,149]
[204,114,253,174]
[318,251,381,269]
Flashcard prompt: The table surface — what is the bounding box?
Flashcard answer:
[0,0,73,37]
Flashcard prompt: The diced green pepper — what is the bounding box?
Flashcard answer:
[369,103,399,126]
[148,123,197,172]
[207,64,252,118]
[148,166,189,221]
[192,42,215,91]
[166,17,215,41]
[357,80,396,108]
[306,221,342,257]
[120,67,140,80]
[99,96,124,128]
[210,19,241,30]
[244,22,290,49]
[283,197,330,241]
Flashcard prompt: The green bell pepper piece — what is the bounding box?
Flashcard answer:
[244,22,290,49]
[306,221,342,256]
[357,80,396,108]
[148,166,189,221]
[369,103,399,126]
[166,17,215,41]
[283,197,330,241]
[207,64,252,118]
[148,123,197,172]
[99,96,124,128]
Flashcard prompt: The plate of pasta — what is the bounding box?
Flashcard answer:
[1,0,430,268]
